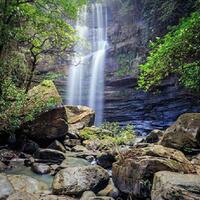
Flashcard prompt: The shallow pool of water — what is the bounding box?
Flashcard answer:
[5,162,53,189]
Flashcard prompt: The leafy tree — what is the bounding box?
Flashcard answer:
[0,0,86,133]
[0,0,86,92]
[138,11,200,91]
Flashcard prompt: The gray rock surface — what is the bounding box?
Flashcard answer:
[34,149,65,163]
[7,174,48,194]
[52,165,109,195]
[31,163,51,175]
[7,192,38,200]
[0,174,14,199]
[80,191,96,200]
[60,157,90,168]
[48,140,66,153]
[160,113,200,150]
[112,145,200,198]
[152,171,200,200]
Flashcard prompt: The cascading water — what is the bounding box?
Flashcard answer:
[67,2,108,126]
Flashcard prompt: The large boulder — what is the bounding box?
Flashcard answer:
[152,171,200,200]
[34,149,65,163]
[31,163,51,175]
[65,105,95,132]
[16,80,67,145]
[52,165,109,195]
[21,107,68,145]
[0,80,62,133]
[112,145,200,199]
[26,80,62,114]
[159,113,200,150]
[0,174,48,198]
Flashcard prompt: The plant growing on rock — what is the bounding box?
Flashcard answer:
[0,80,59,134]
[115,53,135,77]
[80,122,136,149]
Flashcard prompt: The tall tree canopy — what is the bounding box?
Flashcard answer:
[0,0,86,132]
[0,0,86,91]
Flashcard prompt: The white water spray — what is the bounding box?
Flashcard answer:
[67,3,108,125]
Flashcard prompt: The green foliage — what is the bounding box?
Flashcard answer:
[80,122,136,146]
[0,79,27,132]
[115,53,134,77]
[0,51,29,88]
[41,80,55,87]
[0,79,58,133]
[142,0,196,32]
[0,0,87,91]
[0,0,86,133]
[44,72,64,81]
[138,12,200,91]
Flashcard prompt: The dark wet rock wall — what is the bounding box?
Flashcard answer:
[104,75,200,135]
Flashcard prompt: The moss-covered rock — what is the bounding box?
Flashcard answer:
[0,80,62,134]
[25,80,62,116]
[16,81,68,145]
[80,125,135,150]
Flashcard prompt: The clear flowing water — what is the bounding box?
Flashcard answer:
[67,3,108,126]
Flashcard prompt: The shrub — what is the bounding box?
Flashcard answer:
[138,12,200,91]
[80,122,136,147]
[0,79,58,133]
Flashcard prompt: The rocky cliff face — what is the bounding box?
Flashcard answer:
[104,0,200,134]
[104,75,200,134]
[106,0,196,79]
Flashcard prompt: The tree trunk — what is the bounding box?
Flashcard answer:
[25,60,37,93]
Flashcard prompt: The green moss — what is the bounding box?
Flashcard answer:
[80,122,136,147]
[80,127,99,140]
[115,53,135,77]
[41,80,54,88]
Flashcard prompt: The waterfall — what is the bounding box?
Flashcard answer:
[67,3,108,126]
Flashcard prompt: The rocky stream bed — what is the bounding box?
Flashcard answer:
[1,82,200,200]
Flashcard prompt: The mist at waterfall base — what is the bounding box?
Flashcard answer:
[67,3,108,126]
